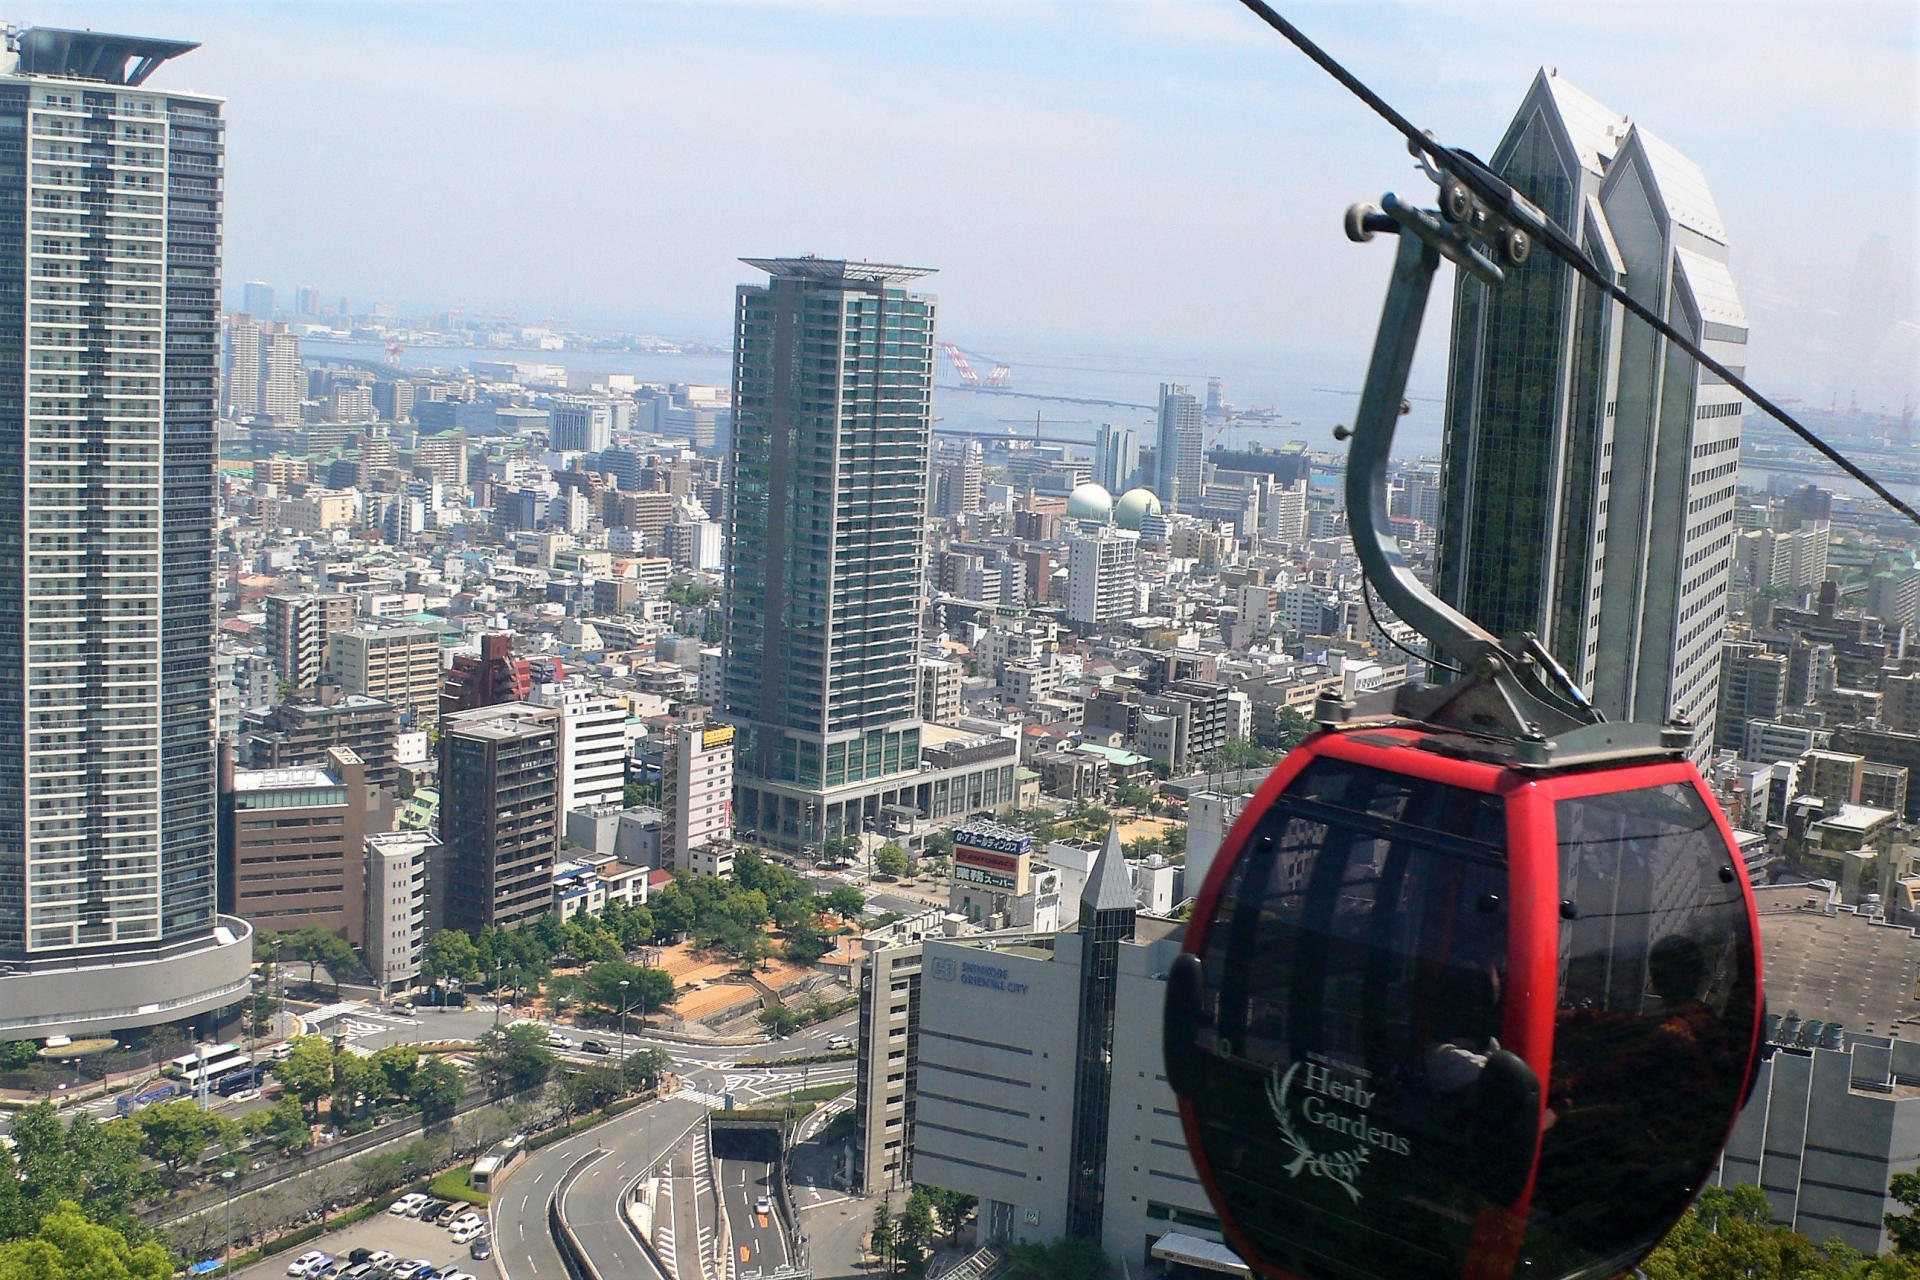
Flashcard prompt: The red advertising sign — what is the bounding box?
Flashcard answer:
[956,844,1022,876]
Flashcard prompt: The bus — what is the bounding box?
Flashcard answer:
[164,1044,253,1090]
[215,1064,270,1096]
[115,1082,179,1117]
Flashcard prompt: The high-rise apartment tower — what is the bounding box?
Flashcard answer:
[0,29,253,1042]
[1435,71,1747,757]
[1153,383,1202,512]
[723,257,934,851]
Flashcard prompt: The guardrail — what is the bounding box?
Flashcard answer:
[549,1150,610,1280]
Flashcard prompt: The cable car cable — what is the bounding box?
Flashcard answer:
[1232,0,1920,532]
[1362,575,1462,674]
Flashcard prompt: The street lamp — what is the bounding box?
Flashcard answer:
[222,1169,237,1279]
[617,979,630,1066]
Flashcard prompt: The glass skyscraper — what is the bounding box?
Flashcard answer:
[1154,382,1202,512]
[1436,70,1746,758]
[724,258,935,850]
[0,28,250,1043]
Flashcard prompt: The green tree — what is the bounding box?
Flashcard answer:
[583,961,675,1019]
[413,1057,465,1119]
[1644,1184,1864,1280]
[366,1044,421,1104]
[4,1105,154,1239]
[825,886,866,919]
[275,1036,338,1121]
[623,1048,673,1091]
[875,845,908,878]
[0,1201,172,1280]
[285,925,356,990]
[1892,1173,1920,1254]
[424,928,483,986]
[897,1188,936,1272]
[870,1203,896,1276]
[474,1024,554,1096]
[921,1187,978,1245]
[242,1097,312,1152]
[1004,1237,1114,1280]
[132,1100,237,1175]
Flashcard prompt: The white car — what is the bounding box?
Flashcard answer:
[287,1253,330,1278]
[448,1214,483,1235]
[451,1224,485,1246]
[442,1271,478,1280]
[755,1196,772,1216]
[367,1253,396,1270]
[389,1194,428,1217]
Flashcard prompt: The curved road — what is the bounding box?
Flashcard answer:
[717,1157,787,1276]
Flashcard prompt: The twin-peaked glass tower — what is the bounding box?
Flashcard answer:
[1436,70,1748,758]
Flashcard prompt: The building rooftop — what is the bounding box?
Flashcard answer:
[13,27,198,85]
[233,766,338,792]
[740,256,936,285]
[1756,885,1920,1035]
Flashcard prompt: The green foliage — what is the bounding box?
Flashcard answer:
[623,779,658,808]
[560,1067,627,1119]
[425,929,483,985]
[1194,737,1282,772]
[1004,1236,1115,1280]
[0,1106,155,1244]
[428,1162,491,1206]
[623,1048,673,1090]
[1643,1184,1920,1280]
[923,830,954,856]
[665,581,719,609]
[284,926,357,989]
[913,1186,978,1246]
[243,1097,313,1152]
[874,845,908,878]
[0,1040,39,1070]
[353,1138,448,1201]
[1891,1173,1920,1255]
[649,859,816,963]
[473,1024,554,1096]
[824,886,866,919]
[583,961,675,1018]
[132,1100,239,1174]
[275,1036,338,1120]
[758,996,858,1036]
[415,1057,466,1118]
[0,1201,172,1280]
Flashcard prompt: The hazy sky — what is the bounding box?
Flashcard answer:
[27,1,1920,412]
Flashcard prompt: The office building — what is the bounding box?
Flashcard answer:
[529,680,628,812]
[245,686,400,791]
[852,912,947,1193]
[551,396,613,453]
[1093,422,1139,495]
[442,633,554,717]
[1434,70,1745,759]
[1740,521,1831,593]
[0,30,260,1044]
[267,593,356,693]
[664,518,723,571]
[242,279,273,319]
[1067,525,1140,628]
[934,441,983,516]
[724,258,934,851]
[327,626,442,723]
[914,831,1224,1263]
[662,721,735,876]
[1716,643,1789,753]
[1154,383,1203,512]
[218,745,369,945]
[440,703,560,933]
[224,312,261,417]
[363,830,430,995]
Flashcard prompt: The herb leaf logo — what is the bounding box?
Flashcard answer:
[1266,1062,1370,1204]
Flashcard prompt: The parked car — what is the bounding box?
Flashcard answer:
[347,1250,375,1266]
[368,1253,396,1270]
[417,1200,452,1223]
[388,1263,424,1280]
[342,1264,374,1280]
[287,1252,329,1278]
[413,1264,441,1280]
[469,1239,492,1262]
[451,1224,485,1246]
[449,1216,483,1236]
[400,1196,431,1219]
[441,1271,477,1280]
[581,1039,610,1055]
[312,1263,341,1280]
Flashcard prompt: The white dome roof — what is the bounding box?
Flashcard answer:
[1114,487,1162,530]
[1066,482,1114,521]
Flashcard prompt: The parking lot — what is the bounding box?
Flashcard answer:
[228,1198,494,1280]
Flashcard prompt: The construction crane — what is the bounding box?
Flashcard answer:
[939,341,1013,390]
